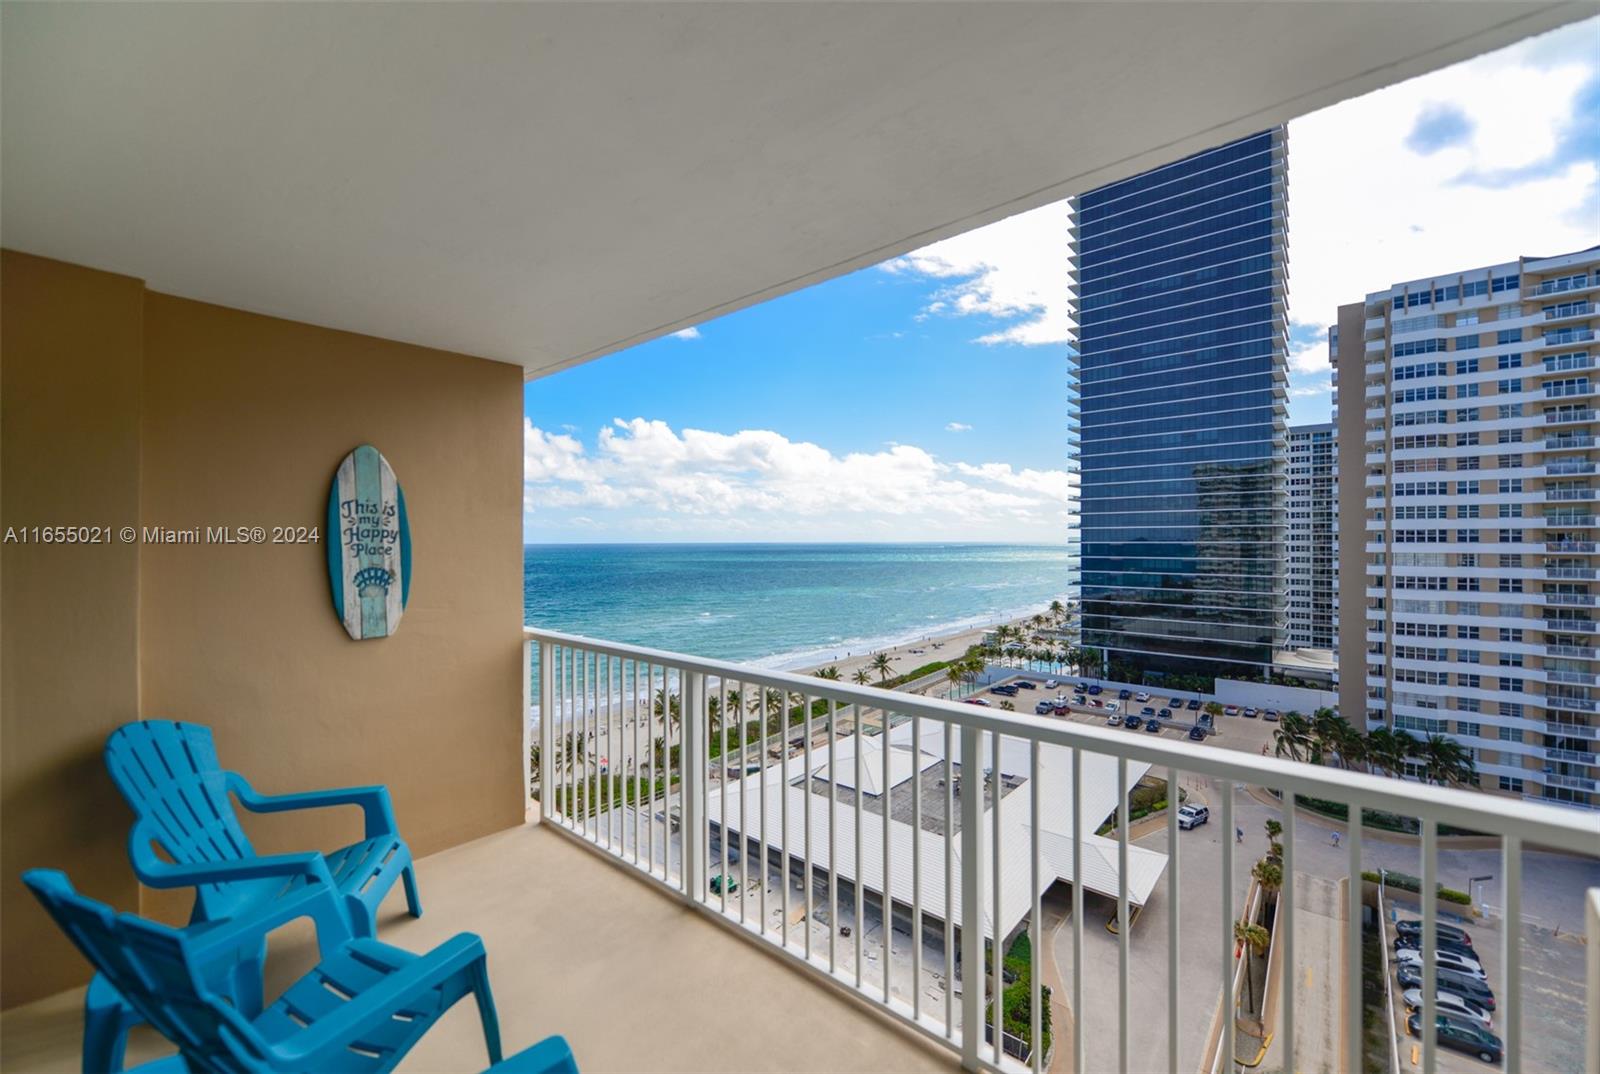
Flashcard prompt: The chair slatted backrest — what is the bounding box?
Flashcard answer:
[106,721,255,867]
[23,870,270,1074]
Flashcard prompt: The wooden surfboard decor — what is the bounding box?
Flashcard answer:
[327,444,412,640]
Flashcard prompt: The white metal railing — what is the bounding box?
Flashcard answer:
[523,628,1600,1074]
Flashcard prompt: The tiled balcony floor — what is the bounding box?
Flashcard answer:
[1,821,953,1073]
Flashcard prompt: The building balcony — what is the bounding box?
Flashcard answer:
[1528,276,1596,298]
[1543,301,1594,321]
[1543,408,1596,425]
[1545,747,1600,767]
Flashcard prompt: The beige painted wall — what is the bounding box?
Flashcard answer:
[1333,301,1370,725]
[0,253,525,1007]
[1,252,146,1007]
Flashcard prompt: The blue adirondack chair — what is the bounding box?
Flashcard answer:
[84,720,423,1070]
[24,867,503,1074]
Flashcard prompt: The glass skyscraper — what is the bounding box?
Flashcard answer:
[1070,128,1288,682]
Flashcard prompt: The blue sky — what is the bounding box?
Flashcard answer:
[526,16,1600,543]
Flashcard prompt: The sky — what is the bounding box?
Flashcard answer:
[525,17,1600,544]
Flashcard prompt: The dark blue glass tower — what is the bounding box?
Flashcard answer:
[1071,129,1288,682]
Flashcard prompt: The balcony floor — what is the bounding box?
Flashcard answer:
[1,821,953,1073]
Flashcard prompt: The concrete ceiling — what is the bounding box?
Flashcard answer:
[4,3,1594,378]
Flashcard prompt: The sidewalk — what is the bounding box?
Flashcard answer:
[1258,873,1343,1074]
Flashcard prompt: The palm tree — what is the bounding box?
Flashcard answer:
[1419,734,1478,787]
[814,666,841,681]
[653,689,681,742]
[1263,819,1283,864]
[945,664,967,697]
[852,666,873,686]
[1251,859,1283,908]
[1272,711,1313,763]
[1327,716,1367,771]
[1048,599,1066,626]
[1234,920,1271,1014]
[1363,727,1405,777]
[870,652,893,682]
[707,694,722,735]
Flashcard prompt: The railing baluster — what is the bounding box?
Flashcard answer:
[1281,787,1295,1072]
[944,719,955,1040]
[855,700,865,988]
[804,691,814,963]
[1221,778,1235,1074]
[884,704,894,1005]
[646,662,656,877]
[741,680,750,926]
[602,654,612,853]
[782,685,791,949]
[912,712,923,1025]
[1117,756,1129,1074]
[632,658,642,865]
[1030,740,1042,1074]
[1503,834,1522,1071]
[1421,817,1437,1074]
[759,685,769,932]
[991,729,1003,1066]
[536,642,551,823]
[1167,767,1179,1074]
[1072,744,1084,1074]
[829,697,838,973]
[959,724,983,1071]
[1346,801,1362,1074]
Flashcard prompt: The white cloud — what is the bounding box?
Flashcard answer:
[883,201,1075,346]
[671,326,701,340]
[1289,339,1329,376]
[524,418,1075,541]
[945,421,973,432]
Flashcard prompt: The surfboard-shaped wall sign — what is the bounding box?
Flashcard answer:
[327,444,412,640]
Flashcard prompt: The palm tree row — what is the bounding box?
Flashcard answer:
[1271,707,1477,787]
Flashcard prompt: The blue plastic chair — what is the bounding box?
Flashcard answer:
[85,720,422,1070]
[24,868,501,1074]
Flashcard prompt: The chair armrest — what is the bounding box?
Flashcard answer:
[127,819,338,890]
[184,878,355,967]
[276,933,489,1064]
[227,773,400,840]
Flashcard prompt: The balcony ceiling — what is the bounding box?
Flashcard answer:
[2,3,1592,378]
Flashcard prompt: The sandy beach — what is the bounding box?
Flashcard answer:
[794,606,1056,695]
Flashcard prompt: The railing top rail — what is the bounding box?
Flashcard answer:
[525,627,1600,847]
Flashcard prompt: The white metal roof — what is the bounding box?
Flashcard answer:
[706,719,1168,942]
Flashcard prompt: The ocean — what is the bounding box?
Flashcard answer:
[523,543,1071,670]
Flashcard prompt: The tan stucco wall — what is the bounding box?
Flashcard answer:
[0,253,525,1007]
[1,252,146,1007]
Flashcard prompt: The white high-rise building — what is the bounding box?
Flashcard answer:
[1286,423,1335,650]
[1332,245,1600,810]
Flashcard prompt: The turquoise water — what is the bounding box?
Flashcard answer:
[523,543,1072,670]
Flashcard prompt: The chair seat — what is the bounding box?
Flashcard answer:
[251,938,451,1065]
[324,835,408,906]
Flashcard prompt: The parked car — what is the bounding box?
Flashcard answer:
[1125,717,1146,732]
[1135,691,1150,702]
[1187,699,1201,710]
[1106,714,1122,727]
[1396,965,1494,1010]
[1168,697,1183,707]
[1140,707,1156,718]
[1076,682,1091,692]
[1015,680,1036,690]
[1177,804,1209,829]
[1087,699,1101,708]
[1087,685,1103,695]
[1395,947,1485,978]
[1072,694,1087,705]
[1105,701,1120,713]
[1395,933,1477,960]
[1118,688,1132,700]
[1053,704,1070,716]
[1264,709,1280,722]
[1400,988,1492,1030]
[1404,1013,1503,1064]
[1145,718,1161,733]
[1198,713,1216,730]
[1043,679,1059,689]
[1242,708,1258,718]
[988,685,1017,696]
[1223,705,1240,716]
[1035,700,1055,715]
[1188,726,1207,741]
[963,698,992,706]
[1158,708,1172,719]
[1396,919,1472,947]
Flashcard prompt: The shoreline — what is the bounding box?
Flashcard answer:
[789,604,1059,690]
